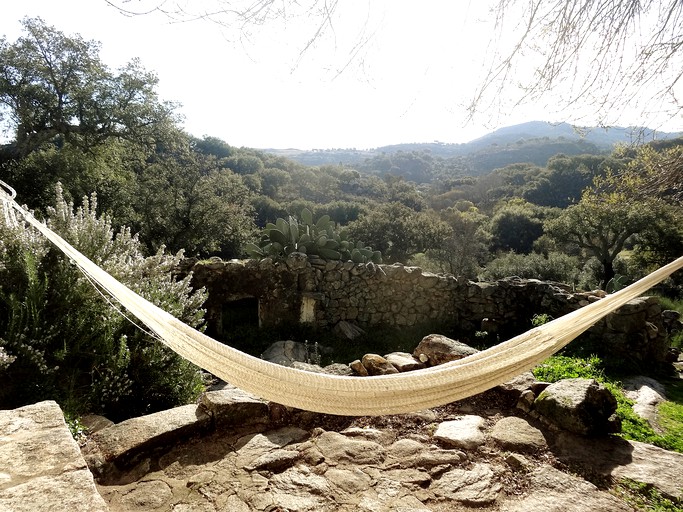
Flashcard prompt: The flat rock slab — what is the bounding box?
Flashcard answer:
[0,401,108,512]
[82,403,211,477]
[199,385,270,428]
[92,402,683,512]
[490,416,547,452]
[433,415,486,449]
[552,432,683,500]
[500,465,632,512]
[622,376,667,430]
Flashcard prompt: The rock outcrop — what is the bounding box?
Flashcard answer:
[534,378,621,435]
[6,377,683,511]
[86,383,683,511]
[0,401,108,512]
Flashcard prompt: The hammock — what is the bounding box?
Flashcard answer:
[2,180,682,416]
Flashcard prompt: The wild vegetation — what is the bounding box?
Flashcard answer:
[1,18,683,421]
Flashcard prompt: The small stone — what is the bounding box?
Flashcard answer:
[313,431,386,465]
[490,416,547,452]
[361,354,399,375]
[384,352,426,372]
[497,372,537,399]
[350,359,369,376]
[433,416,486,450]
[291,361,326,373]
[244,449,299,472]
[415,447,465,468]
[431,463,502,505]
[388,438,425,459]
[269,466,331,495]
[325,467,373,493]
[516,389,536,413]
[341,426,394,444]
[323,363,354,376]
[384,468,431,486]
[505,453,531,471]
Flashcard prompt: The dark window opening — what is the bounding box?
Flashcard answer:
[221,297,260,333]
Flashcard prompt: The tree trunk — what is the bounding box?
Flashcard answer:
[601,258,616,290]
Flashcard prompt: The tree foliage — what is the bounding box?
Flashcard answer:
[131,141,257,258]
[426,206,490,277]
[347,203,451,264]
[479,251,580,283]
[488,200,546,254]
[0,17,177,157]
[546,174,661,287]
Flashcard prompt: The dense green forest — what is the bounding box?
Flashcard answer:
[1,18,682,420]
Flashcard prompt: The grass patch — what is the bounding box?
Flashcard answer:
[655,295,683,315]
[649,379,683,453]
[613,479,682,512]
[533,354,605,382]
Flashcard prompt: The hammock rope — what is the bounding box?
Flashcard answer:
[2,179,682,416]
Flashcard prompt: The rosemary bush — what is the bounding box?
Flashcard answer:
[0,185,207,421]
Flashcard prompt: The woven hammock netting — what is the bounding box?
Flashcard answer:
[2,180,682,416]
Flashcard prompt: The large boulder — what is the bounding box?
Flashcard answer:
[261,340,309,366]
[534,378,620,436]
[0,401,109,512]
[413,334,479,366]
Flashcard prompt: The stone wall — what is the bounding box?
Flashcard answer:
[186,254,678,366]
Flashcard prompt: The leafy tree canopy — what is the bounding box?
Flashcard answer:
[0,17,178,157]
[347,202,451,264]
[546,173,662,287]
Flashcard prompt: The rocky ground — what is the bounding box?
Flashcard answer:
[85,378,683,512]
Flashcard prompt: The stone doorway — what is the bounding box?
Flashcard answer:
[220,297,260,335]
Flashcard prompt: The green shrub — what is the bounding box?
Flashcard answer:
[531,313,553,327]
[0,184,207,421]
[479,251,580,284]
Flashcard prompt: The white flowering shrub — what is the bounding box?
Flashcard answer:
[0,184,207,420]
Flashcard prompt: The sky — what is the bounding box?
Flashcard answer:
[1,0,682,150]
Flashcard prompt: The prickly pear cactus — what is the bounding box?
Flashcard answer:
[245,209,382,264]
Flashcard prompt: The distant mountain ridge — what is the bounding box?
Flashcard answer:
[263,121,683,175]
[466,121,678,150]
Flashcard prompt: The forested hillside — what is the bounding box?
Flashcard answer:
[1,18,682,421]
[265,121,682,175]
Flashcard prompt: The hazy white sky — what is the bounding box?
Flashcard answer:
[2,0,681,149]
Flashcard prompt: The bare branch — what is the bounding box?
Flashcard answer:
[470,0,683,126]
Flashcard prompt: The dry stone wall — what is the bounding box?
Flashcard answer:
[186,254,678,366]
